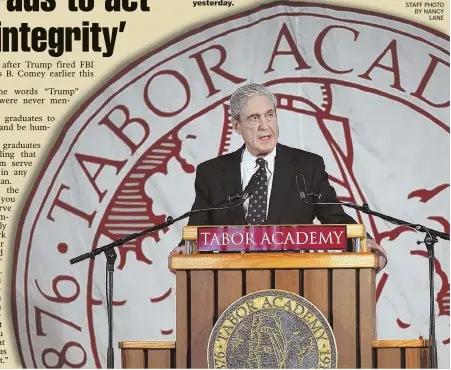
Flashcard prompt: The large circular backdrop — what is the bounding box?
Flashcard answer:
[11,2,449,368]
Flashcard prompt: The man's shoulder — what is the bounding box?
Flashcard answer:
[278,143,323,164]
[195,144,324,172]
[196,147,241,172]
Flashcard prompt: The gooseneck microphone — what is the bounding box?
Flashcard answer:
[296,173,321,203]
[185,168,262,217]
[296,173,307,201]
[223,168,261,203]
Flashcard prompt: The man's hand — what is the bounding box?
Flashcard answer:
[168,245,186,274]
[367,239,388,273]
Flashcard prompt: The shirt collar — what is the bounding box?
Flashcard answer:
[242,145,277,172]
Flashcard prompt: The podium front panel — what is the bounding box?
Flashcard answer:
[174,253,377,369]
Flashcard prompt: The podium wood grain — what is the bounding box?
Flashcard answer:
[275,269,300,294]
[360,269,376,368]
[246,269,271,293]
[303,269,329,320]
[406,348,427,368]
[377,348,402,368]
[171,252,376,270]
[217,270,242,317]
[190,271,214,369]
[147,350,171,369]
[333,269,357,368]
[175,271,187,369]
[121,349,145,368]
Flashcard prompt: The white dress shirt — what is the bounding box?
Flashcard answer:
[241,146,277,219]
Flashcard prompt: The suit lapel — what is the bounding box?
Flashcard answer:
[221,145,246,224]
[266,144,295,224]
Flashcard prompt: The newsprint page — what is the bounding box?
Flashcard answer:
[0,0,449,369]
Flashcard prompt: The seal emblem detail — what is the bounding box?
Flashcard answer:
[208,290,337,369]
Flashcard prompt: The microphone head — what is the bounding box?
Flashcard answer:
[296,173,307,201]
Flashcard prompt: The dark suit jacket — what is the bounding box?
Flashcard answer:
[185,143,357,227]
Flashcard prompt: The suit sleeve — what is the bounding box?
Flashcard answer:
[177,165,211,247]
[186,164,211,226]
[311,156,357,225]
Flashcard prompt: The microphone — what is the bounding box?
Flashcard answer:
[296,174,321,203]
[180,168,262,224]
[296,173,307,201]
[220,169,261,204]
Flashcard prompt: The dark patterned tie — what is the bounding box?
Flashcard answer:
[246,158,268,225]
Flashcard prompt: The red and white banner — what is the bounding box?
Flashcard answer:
[12,2,449,368]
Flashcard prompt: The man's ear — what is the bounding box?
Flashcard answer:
[232,119,242,135]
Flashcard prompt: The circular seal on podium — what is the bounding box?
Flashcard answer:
[208,289,337,369]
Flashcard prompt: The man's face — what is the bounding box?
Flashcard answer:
[233,95,279,157]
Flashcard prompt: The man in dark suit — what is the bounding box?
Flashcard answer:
[183,143,357,227]
[170,83,387,270]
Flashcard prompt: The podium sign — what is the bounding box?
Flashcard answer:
[197,225,347,252]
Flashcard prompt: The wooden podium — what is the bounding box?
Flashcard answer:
[119,224,429,369]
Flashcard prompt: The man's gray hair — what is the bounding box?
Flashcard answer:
[229,83,278,122]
